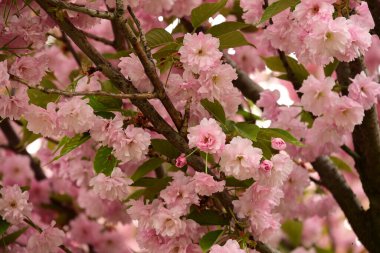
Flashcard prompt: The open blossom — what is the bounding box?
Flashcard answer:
[179,32,222,73]
[0,92,28,120]
[271,138,286,150]
[69,214,102,245]
[210,239,245,253]
[191,172,225,196]
[240,0,264,24]
[188,118,226,154]
[151,205,187,237]
[0,60,10,87]
[293,0,335,21]
[89,167,132,201]
[9,55,48,86]
[256,152,293,187]
[299,76,338,116]
[220,136,262,180]
[198,64,238,96]
[57,97,95,134]
[256,90,281,120]
[0,185,32,224]
[112,125,151,163]
[348,71,380,110]
[24,103,58,137]
[27,225,66,253]
[118,54,154,92]
[1,155,34,186]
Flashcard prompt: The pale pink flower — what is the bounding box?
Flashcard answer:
[141,0,175,15]
[188,118,226,154]
[151,205,187,237]
[198,63,238,96]
[293,0,335,21]
[240,0,264,24]
[57,97,95,134]
[256,90,281,120]
[299,75,338,116]
[112,125,151,163]
[327,96,364,132]
[179,33,222,74]
[348,71,380,110]
[350,2,375,31]
[210,239,245,253]
[24,103,58,138]
[69,214,102,245]
[364,35,380,74]
[77,189,106,218]
[89,167,132,201]
[256,152,293,187]
[9,55,48,86]
[271,138,286,150]
[191,172,225,196]
[175,153,187,168]
[95,230,130,253]
[118,54,154,92]
[90,114,124,144]
[0,60,10,87]
[27,225,66,253]
[260,160,273,173]
[169,0,202,17]
[220,136,262,180]
[0,185,32,224]
[1,155,34,186]
[0,91,28,120]
[75,73,102,92]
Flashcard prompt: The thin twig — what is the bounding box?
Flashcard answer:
[61,29,82,68]
[82,30,114,46]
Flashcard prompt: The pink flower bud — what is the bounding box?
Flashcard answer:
[271,138,287,150]
[260,160,273,172]
[175,153,187,168]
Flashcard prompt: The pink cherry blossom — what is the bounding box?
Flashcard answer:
[256,152,293,187]
[179,33,223,74]
[348,71,380,110]
[271,138,287,150]
[220,136,262,180]
[188,118,226,154]
[256,90,281,120]
[27,225,66,253]
[210,239,245,253]
[175,153,187,168]
[0,185,32,224]
[0,60,10,87]
[240,0,264,25]
[9,55,48,86]
[191,172,225,196]
[89,167,132,201]
[0,91,29,120]
[24,103,59,138]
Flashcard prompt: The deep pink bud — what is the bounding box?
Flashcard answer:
[175,153,187,168]
[271,138,287,150]
[260,160,273,172]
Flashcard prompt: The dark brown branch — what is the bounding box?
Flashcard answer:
[0,119,46,180]
[82,30,114,46]
[277,50,302,90]
[45,0,114,19]
[61,30,82,68]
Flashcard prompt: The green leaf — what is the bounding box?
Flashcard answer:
[282,220,303,247]
[200,99,226,124]
[191,0,228,29]
[0,227,28,248]
[188,209,229,226]
[330,156,352,173]
[324,59,339,76]
[146,28,174,49]
[94,146,118,176]
[225,177,254,188]
[199,230,224,252]
[0,219,10,236]
[131,177,172,200]
[125,189,146,202]
[153,42,181,60]
[151,139,181,159]
[300,111,314,128]
[54,133,91,160]
[218,31,252,49]
[259,128,303,146]
[131,158,164,182]
[264,56,309,83]
[259,0,300,24]
[103,50,131,59]
[86,95,122,112]
[253,139,273,159]
[234,122,260,141]
[207,21,249,37]
[27,74,59,108]
[18,119,41,148]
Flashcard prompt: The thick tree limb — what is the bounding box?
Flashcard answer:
[0,119,46,180]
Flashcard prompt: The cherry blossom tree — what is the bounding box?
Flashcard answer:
[0,0,380,252]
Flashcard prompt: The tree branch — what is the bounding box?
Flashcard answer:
[45,0,114,19]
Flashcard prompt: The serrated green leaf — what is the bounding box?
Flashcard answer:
[191,0,228,29]
[259,0,300,24]
[187,209,229,226]
[330,156,352,173]
[218,31,252,49]
[0,218,10,236]
[131,158,164,182]
[200,99,226,124]
[200,230,224,252]
[54,133,91,160]
[259,128,303,146]
[151,139,181,159]
[207,21,249,37]
[282,220,303,247]
[94,146,118,176]
[234,122,260,141]
[146,28,174,49]
[324,59,339,76]
[0,227,28,247]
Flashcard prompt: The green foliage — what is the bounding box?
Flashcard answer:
[18,119,41,149]
[131,177,172,200]
[225,177,254,188]
[27,73,59,108]
[199,230,224,252]
[258,128,303,146]
[200,99,226,124]
[207,21,249,37]
[86,95,122,112]
[259,0,300,24]
[0,227,28,248]
[282,219,303,247]
[146,28,174,49]
[218,30,252,49]
[151,139,181,159]
[188,208,229,226]
[131,158,164,182]
[264,56,309,84]
[0,218,10,236]
[191,0,228,29]
[330,156,353,173]
[54,133,91,160]
[324,59,339,76]
[234,122,260,141]
[94,146,119,176]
